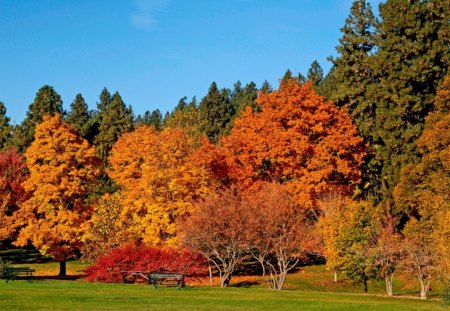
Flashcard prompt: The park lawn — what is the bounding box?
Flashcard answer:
[0,280,446,311]
[1,249,447,310]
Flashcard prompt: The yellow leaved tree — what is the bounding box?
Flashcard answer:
[108,126,211,246]
[15,114,101,276]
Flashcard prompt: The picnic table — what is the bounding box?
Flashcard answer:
[121,271,185,289]
[4,267,36,283]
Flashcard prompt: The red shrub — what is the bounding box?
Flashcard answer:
[85,244,208,283]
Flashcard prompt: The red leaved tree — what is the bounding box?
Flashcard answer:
[85,244,207,283]
[0,148,28,243]
[181,188,250,288]
[245,183,316,290]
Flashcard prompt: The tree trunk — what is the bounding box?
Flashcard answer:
[419,276,430,300]
[208,264,213,287]
[220,273,232,288]
[385,275,393,296]
[334,271,338,283]
[59,260,67,277]
[363,278,368,293]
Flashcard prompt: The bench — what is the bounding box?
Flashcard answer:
[121,271,153,284]
[121,271,184,289]
[4,267,36,283]
[151,273,185,289]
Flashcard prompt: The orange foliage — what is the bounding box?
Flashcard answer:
[200,80,365,209]
[108,126,211,246]
[15,114,101,264]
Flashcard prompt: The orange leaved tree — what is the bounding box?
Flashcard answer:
[15,114,101,276]
[108,126,211,246]
[213,80,365,210]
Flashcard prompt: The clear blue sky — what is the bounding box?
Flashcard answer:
[0,0,382,124]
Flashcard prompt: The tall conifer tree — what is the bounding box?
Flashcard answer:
[370,0,449,214]
[0,102,12,150]
[18,85,64,151]
[66,94,90,137]
[199,82,234,143]
[94,92,134,163]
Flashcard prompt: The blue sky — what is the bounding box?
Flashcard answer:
[0,0,382,123]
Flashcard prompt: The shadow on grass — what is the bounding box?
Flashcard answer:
[0,248,52,264]
[231,280,260,288]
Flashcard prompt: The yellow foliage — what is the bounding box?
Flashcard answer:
[14,114,101,261]
[108,126,212,246]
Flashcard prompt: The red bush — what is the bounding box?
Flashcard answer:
[85,244,208,283]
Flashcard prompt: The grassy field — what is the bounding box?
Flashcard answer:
[0,249,448,310]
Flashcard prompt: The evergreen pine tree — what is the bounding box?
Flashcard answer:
[282,69,293,82]
[0,102,12,150]
[370,0,449,215]
[18,85,64,151]
[260,80,273,93]
[149,109,163,130]
[66,94,90,137]
[330,0,378,199]
[94,92,134,163]
[331,0,376,112]
[199,82,234,143]
[230,81,258,114]
[307,60,324,85]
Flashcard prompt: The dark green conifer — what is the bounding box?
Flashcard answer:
[307,60,324,86]
[66,94,90,137]
[0,102,12,150]
[199,82,234,143]
[18,85,64,151]
[369,0,450,214]
[94,92,134,163]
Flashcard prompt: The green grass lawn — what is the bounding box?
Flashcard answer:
[0,281,446,311]
[0,248,448,310]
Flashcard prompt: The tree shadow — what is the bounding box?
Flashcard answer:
[0,247,52,264]
[231,280,260,288]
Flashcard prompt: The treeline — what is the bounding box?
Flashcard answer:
[0,0,449,299]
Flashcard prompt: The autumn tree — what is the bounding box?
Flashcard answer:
[81,192,128,262]
[394,76,450,298]
[181,188,249,288]
[401,219,435,300]
[318,192,350,283]
[108,126,211,246]
[164,97,204,142]
[215,80,365,210]
[245,183,315,290]
[0,149,28,243]
[337,200,379,293]
[15,114,101,276]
